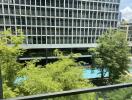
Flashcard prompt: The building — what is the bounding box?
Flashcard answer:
[119,22,132,46]
[0,0,120,62]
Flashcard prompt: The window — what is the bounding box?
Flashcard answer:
[37,8,40,16]
[42,28,46,35]
[31,8,35,15]
[32,18,36,25]
[16,7,20,14]
[26,0,30,5]
[10,18,15,25]
[21,17,26,25]
[37,18,41,25]
[56,0,59,7]
[27,18,31,25]
[46,0,50,6]
[36,0,40,5]
[33,36,37,44]
[38,36,41,44]
[41,8,45,16]
[0,16,4,24]
[4,7,9,14]
[16,17,21,25]
[31,0,35,5]
[21,7,25,15]
[15,0,19,4]
[32,28,36,35]
[41,0,45,6]
[42,36,46,44]
[28,36,33,44]
[51,0,55,6]
[37,28,41,35]
[21,0,25,4]
[27,28,31,35]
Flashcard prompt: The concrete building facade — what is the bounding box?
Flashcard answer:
[0,0,120,60]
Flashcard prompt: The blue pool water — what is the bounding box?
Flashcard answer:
[83,68,132,79]
[83,68,109,79]
[14,76,27,85]
[128,68,132,73]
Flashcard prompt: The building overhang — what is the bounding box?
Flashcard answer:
[19,44,97,49]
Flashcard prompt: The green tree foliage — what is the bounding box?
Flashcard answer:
[89,30,130,83]
[3,82,19,98]
[0,29,24,85]
[16,53,93,95]
[0,29,24,98]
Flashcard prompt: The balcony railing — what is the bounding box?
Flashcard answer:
[7,83,132,100]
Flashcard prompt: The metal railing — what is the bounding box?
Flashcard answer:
[7,83,132,100]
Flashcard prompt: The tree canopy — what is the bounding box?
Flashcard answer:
[89,30,130,83]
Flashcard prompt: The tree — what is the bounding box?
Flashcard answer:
[89,30,130,84]
[16,50,95,99]
[0,29,24,98]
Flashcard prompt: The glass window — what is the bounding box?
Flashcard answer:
[26,0,30,5]
[37,28,41,35]
[42,18,45,25]
[28,36,33,44]
[37,8,40,16]
[0,6,2,14]
[47,37,51,44]
[56,0,59,7]
[37,18,41,25]
[51,0,55,6]
[0,16,4,24]
[16,17,21,25]
[21,17,26,25]
[3,0,8,3]
[32,28,36,35]
[31,0,35,5]
[60,0,64,7]
[31,8,35,15]
[10,7,14,14]
[27,18,31,25]
[41,0,45,6]
[21,0,25,4]
[42,28,46,35]
[15,0,19,4]
[36,0,40,5]
[27,28,31,35]
[51,9,55,16]
[33,36,37,44]
[41,8,45,16]
[38,36,41,44]
[21,7,25,15]
[4,7,9,14]
[47,8,50,16]
[16,7,20,14]
[46,0,50,6]
[42,36,46,44]
[32,18,36,25]
[10,17,15,24]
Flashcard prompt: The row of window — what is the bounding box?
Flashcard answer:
[0,26,106,36]
[1,0,119,8]
[26,36,99,44]
[0,16,117,28]
[0,6,118,18]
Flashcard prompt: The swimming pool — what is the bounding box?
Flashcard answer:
[83,68,109,79]
[83,68,132,79]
